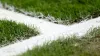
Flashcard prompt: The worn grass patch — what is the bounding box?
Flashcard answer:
[20,27,100,56]
[0,20,39,47]
[1,0,100,24]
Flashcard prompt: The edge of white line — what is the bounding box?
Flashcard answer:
[0,8,100,56]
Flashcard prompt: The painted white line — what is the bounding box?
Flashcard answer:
[0,8,100,56]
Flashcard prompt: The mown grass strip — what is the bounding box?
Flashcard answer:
[0,20,39,47]
[20,27,100,56]
[1,0,100,24]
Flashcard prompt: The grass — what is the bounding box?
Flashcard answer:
[20,27,100,56]
[0,20,39,47]
[1,0,100,24]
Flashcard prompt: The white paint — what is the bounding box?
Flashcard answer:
[0,8,100,56]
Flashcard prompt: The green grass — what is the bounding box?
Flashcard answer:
[20,27,100,56]
[0,20,39,47]
[1,0,100,24]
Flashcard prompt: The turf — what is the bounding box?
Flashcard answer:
[0,20,39,47]
[1,0,100,24]
[20,27,100,56]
